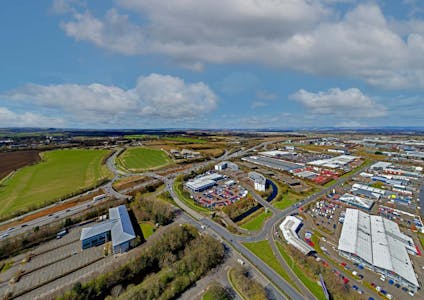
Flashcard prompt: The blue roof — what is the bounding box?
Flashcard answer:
[80,205,136,247]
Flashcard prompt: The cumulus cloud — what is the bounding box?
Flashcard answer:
[0,107,64,127]
[290,88,387,117]
[2,73,217,125]
[57,1,424,89]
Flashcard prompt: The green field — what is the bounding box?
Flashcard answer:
[0,149,112,219]
[164,136,207,143]
[118,147,172,171]
[273,192,302,210]
[239,209,272,231]
[243,240,293,285]
[276,242,326,300]
[139,222,155,239]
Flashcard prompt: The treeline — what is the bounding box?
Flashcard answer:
[222,195,257,221]
[58,224,225,300]
[230,266,267,300]
[132,192,175,226]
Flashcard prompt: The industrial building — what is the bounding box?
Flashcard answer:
[338,209,419,292]
[215,161,239,171]
[338,193,375,210]
[248,171,267,191]
[242,155,303,172]
[308,155,358,169]
[80,205,136,253]
[185,173,224,192]
[280,216,315,255]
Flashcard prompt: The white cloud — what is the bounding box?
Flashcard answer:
[57,2,424,89]
[0,107,64,127]
[2,73,217,125]
[290,88,387,117]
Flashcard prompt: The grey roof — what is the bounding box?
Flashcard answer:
[338,209,419,287]
[80,220,114,241]
[248,171,266,184]
[80,205,136,247]
[109,205,136,247]
[242,156,303,171]
[339,193,375,210]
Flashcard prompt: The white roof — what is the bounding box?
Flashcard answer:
[308,155,358,168]
[351,183,388,196]
[338,209,419,287]
[280,216,314,255]
[339,193,375,210]
[370,161,392,170]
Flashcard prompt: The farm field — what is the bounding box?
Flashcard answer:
[164,136,207,143]
[118,147,172,171]
[0,149,112,219]
[0,150,41,180]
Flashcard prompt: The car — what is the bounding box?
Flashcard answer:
[394,283,401,288]
[380,275,386,281]
[358,274,364,280]
[376,286,381,292]
[388,279,394,285]
[7,227,14,231]
[368,297,375,300]
[408,291,415,296]
[0,233,9,239]
[21,224,28,228]
[402,287,408,292]
[380,289,387,296]
[371,282,376,288]
[352,285,358,291]
[386,294,393,299]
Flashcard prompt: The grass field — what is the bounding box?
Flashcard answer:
[164,136,207,143]
[139,222,155,239]
[273,192,302,210]
[0,149,112,219]
[118,147,172,171]
[239,209,272,231]
[276,242,326,300]
[243,240,293,285]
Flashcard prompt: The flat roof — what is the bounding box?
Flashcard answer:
[242,156,303,171]
[280,216,315,255]
[338,209,419,287]
[308,155,358,168]
[339,193,375,210]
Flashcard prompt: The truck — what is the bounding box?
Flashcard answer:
[92,194,106,203]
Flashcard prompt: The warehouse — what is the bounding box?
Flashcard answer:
[185,173,224,192]
[280,216,315,255]
[215,161,239,171]
[242,155,303,171]
[338,209,419,292]
[80,205,136,253]
[338,193,375,210]
[308,155,358,169]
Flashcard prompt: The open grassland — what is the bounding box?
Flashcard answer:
[0,150,41,180]
[0,149,112,219]
[118,147,172,171]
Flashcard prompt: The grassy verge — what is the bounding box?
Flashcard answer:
[0,260,13,273]
[276,242,326,300]
[139,222,155,239]
[238,209,272,231]
[243,240,293,285]
[273,192,302,210]
[228,269,248,300]
[173,180,210,213]
[419,234,424,249]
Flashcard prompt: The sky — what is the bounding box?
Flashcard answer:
[0,0,423,129]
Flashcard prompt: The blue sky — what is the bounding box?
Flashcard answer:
[0,0,423,129]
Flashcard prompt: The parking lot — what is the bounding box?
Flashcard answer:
[0,224,112,300]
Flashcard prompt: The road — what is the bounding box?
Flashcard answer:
[0,140,370,300]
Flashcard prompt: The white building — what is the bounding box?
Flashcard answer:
[185,173,224,192]
[215,161,239,171]
[338,209,419,292]
[248,171,267,192]
[280,216,315,255]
